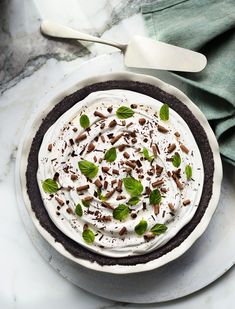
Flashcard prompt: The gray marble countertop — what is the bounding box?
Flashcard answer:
[1,0,234,308]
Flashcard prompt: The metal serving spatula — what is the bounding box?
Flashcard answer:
[41,20,207,72]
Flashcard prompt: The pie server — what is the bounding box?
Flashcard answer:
[41,20,207,72]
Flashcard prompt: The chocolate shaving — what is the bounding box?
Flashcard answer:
[100,135,105,143]
[112,169,119,175]
[107,107,113,113]
[100,123,105,129]
[118,144,127,151]
[111,179,117,186]
[152,145,158,156]
[70,174,78,181]
[71,150,78,157]
[105,189,116,199]
[53,172,59,181]
[116,195,126,200]
[109,119,117,128]
[167,143,176,153]
[55,196,64,206]
[131,104,137,109]
[101,202,114,210]
[104,181,108,190]
[123,152,130,159]
[111,133,123,145]
[94,179,102,189]
[125,161,136,169]
[66,207,73,214]
[117,179,123,192]
[145,186,152,195]
[83,223,88,231]
[119,227,127,236]
[183,199,191,206]
[180,144,189,154]
[94,111,106,118]
[153,204,160,215]
[102,166,110,173]
[152,179,164,187]
[155,164,163,175]
[87,143,95,153]
[101,215,112,222]
[48,144,52,151]
[76,184,89,192]
[139,118,146,125]
[107,133,114,139]
[173,169,181,178]
[168,203,175,211]
[69,138,74,146]
[174,131,180,137]
[172,174,184,190]
[157,125,168,133]
[75,133,87,143]
[83,196,93,202]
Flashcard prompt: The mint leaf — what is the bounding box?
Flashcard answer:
[42,178,59,193]
[142,147,154,162]
[123,177,143,197]
[97,189,107,201]
[116,106,134,119]
[185,164,192,180]
[149,189,161,205]
[160,103,169,121]
[128,196,140,206]
[150,223,167,235]
[78,160,98,179]
[135,219,147,235]
[80,114,90,129]
[82,228,95,244]
[75,204,83,217]
[113,204,129,221]
[104,147,117,162]
[172,152,181,168]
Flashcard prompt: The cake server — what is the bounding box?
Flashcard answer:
[41,20,207,72]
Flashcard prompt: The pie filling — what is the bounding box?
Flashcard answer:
[37,90,204,258]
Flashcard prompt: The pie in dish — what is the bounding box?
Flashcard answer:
[25,75,222,273]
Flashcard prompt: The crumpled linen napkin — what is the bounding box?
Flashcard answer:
[142,0,235,165]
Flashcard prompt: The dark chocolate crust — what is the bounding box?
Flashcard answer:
[26,80,214,266]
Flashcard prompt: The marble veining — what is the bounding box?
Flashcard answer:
[0,0,149,94]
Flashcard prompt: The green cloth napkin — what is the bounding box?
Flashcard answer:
[142,0,235,165]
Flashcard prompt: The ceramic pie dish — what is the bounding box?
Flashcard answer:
[20,72,222,274]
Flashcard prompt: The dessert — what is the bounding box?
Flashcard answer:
[37,89,203,258]
[26,79,216,268]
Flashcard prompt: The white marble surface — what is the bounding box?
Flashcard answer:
[0,0,235,308]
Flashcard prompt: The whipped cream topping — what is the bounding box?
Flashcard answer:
[37,90,204,257]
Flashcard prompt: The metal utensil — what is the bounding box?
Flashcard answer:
[41,20,207,72]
